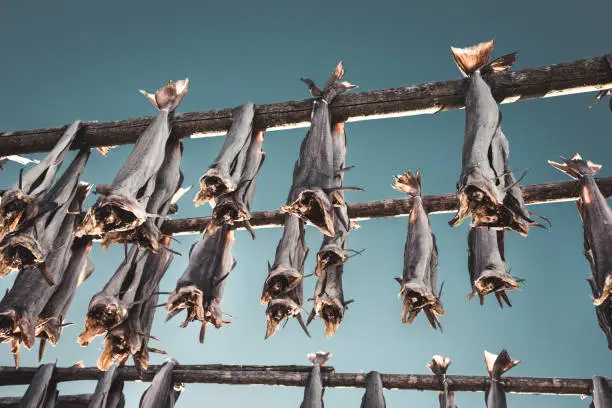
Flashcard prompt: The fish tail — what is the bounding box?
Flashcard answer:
[548,153,602,180]
[140,78,189,111]
[484,349,520,379]
[392,170,421,197]
[451,40,516,77]
[307,351,332,366]
[427,355,451,376]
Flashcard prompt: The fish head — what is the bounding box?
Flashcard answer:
[261,266,302,303]
[317,299,345,338]
[212,196,250,226]
[282,188,335,237]
[316,248,347,274]
[399,283,436,324]
[76,195,147,236]
[265,298,300,339]
[98,330,131,371]
[0,233,44,271]
[77,299,125,346]
[166,286,205,324]
[0,191,30,233]
[194,169,232,207]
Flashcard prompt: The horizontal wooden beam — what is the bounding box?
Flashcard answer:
[0,365,607,396]
[0,394,91,408]
[1,54,611,155]
[161,177,612,235]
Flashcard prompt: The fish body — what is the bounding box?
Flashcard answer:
[484,350,520,408]
[139,358,182,408]
[393,171,443,329]
[360,371,386,408]
[592,376,612,408]
[88,362,126,408]
[300,352,331,408]
[18,363,57,408]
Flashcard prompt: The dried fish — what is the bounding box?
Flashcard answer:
[448,41,535,235]
[588,89,612,111]
[467,227,521,308]
[360,371,386,408]
[166,226,235,343]
[300,352,331,408]
[549,154,612,348]
[139,358,183,408]
[281,62,357,237]
[484,350,520,408]
[206,130,265,238]
[0,121,80,239]
[76,80,188,237]
[88,361,126,408]
[392,170,444,330]
[262,214,310,339]
[591,376,612,408]
[194,103,255,206]
[18,363,57,408]
[427,355,456,408]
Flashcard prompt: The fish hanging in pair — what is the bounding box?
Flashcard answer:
[75,79,188,237]
[166,226,235,344]
[281,62,358,237]
[427,355,456,408]
[549,154,612,349]
[307,122,355,338]
[591,376,612,408]
[392,170,444,330]
[88,361,126,408]
[467,227,523,307]
[0,149,90,284]
[0,121,80,241]
[360,371,386,408]
[484,349,520,408]
[448,41,542,235]
[300,352,331,408]
[18,363,58,408]
[139,358,183,408]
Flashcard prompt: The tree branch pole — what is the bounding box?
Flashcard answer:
[160,177,612,235]
[0,365,608,396]
[0,54,611,155]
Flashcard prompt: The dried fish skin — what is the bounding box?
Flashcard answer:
[88,362,125,408]
[18,363,57,408]
[484,349,520,408]
[393,170,443,329]
[467,227,520,307]
[167,227,235,343]
[300,352,331,408]
[76,80,188,237]
[281,62,357,237]
[427,355,456,408]
[360,371,386,408]
[591,375,612,408]
[195,103,255,206]
[0,121,80,239]
[139,358,182,408]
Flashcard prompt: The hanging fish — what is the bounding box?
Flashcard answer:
[194,103,255,206]
[139,358,183,408]
[166,226,235,343]
[77,245,146,346]
[262,214,310,339]
[360,371,386,408]
[448,41,537,235]
[588,89,612,111]
[0,121,80,239]
[427,355,456,408]
[548,154,612,348]
[101,137,185,253]
[392,170,444,330]
[18,363,57,408]
[88,361,126,408]
[484,350,520,408]
[0,149,90,283]
[75,79,188,237]
[300,352,331,408]
[206,130,265,238]
[467,227,522,308]
[281,62,357,237]
[0,155,39,171]
[591,376,612,408]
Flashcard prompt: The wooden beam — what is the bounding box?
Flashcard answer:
[161,177,612,235]
[1,54,610,155]
[0,394,92,407]
[0,365,607,396]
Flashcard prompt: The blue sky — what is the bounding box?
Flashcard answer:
[0,0,611,406]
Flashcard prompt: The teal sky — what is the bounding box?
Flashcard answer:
[1,1,611,406]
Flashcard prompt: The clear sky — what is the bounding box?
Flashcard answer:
[0,0,611,406]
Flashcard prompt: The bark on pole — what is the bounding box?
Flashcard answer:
[0,365,609,396]
[161,177,612,235]
[0,54,611,155]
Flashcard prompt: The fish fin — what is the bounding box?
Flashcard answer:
[484,350,497,375]
[139,89,159,109]
[171,185,193,205]
[483,52,518,74]
[588,89,609,109]
[38,338,47,361]
[296,313,311,338]
[450,40,495,76]
[486,349,520,378]
[199,322,206,344]
[148,347,167,355]
[395,277,403,285]
[307,351,331,366]
[306,308,316,326]
[18,168,24,189]
[392,170,421,196]
[244,220,256,240]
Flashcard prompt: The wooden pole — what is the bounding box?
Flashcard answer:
[0,54,610,155]
[161,177,612,235]
[0,365,607,396]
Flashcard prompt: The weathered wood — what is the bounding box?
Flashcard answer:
[0,365,607,396]
[1,54,611,155]
[0,393,92,407]
[161,177,612,235]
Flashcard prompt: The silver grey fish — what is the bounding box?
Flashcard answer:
[18,363,57,408]
[281,62,357,237]
[88,362,125,408]
[427,355,456,408]
[300,352,331,408]
[360,371,386,408]
[591,376,612,408]
[549,154,612,348]
[484,350,520,408]
[139,358,183,408]
[392,170,443,330]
